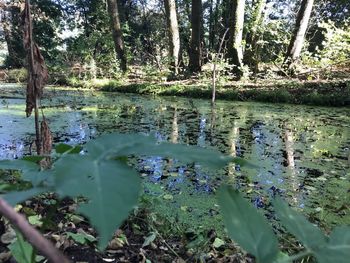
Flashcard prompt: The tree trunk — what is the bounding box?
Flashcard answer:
[189,0,202,73]
[212,0,221,50]
[208,0,214,50]
[283,0,314,70]
[2,11,16,64]
[164,0,181,74]
[243,0,266,74]
[107,0,127,72]
[226,0,245,78]
[1,5,25,68]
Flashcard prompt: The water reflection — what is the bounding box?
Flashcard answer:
[1,87,349,228]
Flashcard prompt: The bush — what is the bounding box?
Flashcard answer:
[7,68,28,83]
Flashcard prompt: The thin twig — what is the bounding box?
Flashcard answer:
[212,28,230,105]
[0,198,71,263]
[273,61,293,79]
[153,228,183,260]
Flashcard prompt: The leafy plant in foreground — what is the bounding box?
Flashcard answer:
[0,133,242,249]
[217,186,350,263]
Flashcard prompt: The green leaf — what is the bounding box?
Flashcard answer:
[55,144,82,154]
[0,160,48,187]
[86,133,233,170]
[67,232,96,244]
[0,160,39,172]
[55,143,73,154]
[314,226,350,263]
[3,188,46,206]
[217,186,279,263]
[21,156,45,163]
[21,170,53,187]
[69,145,83,154]
[8,232,35,263]
[28,215,43,227]
[213,237,225,248]
[142,232,157,247]
[273,197,326,249]
[53,154,141,250]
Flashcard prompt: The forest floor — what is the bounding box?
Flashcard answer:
[0,196,252,263]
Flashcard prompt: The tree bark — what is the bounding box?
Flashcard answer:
[1,5,24,68]
[212,0,221,50]
[164,0,181,74]
[226,0,246,78]
[208,0,214,50]
[0,198,70,263]
[243,0,266,74]
[283,0,314,70]
[107,0,127,72]
[189,0,202,73]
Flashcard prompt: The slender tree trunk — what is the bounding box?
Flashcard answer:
[1,5,24,68]
[189,0,202,73]
[171,107,178,143]
[208,0,214,50]
[226,0,246,78]
[164,0,180,74]
[107,0,127,72]
[283,0,314,70]
[212,0,221,50]
[243,0,266,74]
[2,11,16,63]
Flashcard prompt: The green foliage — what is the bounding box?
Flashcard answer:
[0,133,234,249]
[6,69,28,83]
[66,231,96,245]
[8,231,36,263]
[303,20,350,67]
[217,186,279,263]
[274,197,326,249]
[218,186,350,263]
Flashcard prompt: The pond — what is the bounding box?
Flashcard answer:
[1,84,349,234]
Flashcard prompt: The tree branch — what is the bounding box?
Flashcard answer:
[0,198,70,263]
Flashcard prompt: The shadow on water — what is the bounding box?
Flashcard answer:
[1,85,349,232]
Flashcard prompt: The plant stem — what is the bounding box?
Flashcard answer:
[26,0,41,155]
[0,198,70,263]
[212,28,229,105]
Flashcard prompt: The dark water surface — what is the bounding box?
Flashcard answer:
[1,85,349,231]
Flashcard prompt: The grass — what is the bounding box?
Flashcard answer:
[97,79,350,107]
[2,67,350,106]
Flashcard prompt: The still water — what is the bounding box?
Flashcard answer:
[1,85,349,231]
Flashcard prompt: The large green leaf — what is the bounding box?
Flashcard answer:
[0,159,50,187]
[217,186,279,263]
[3,188,47,206]
[0,160,39,172]
[273,197,326,250]
[53,154,141,249]
[8,232,35,263]
[85,133,233,170]
[314,226,350,263]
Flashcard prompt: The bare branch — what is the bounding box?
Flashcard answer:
[0,198,71,263]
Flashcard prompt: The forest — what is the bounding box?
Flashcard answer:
[0,0,349,262]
